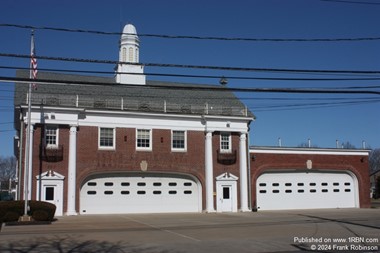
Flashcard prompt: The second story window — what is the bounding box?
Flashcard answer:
[99,127,115,149]
[172,130,186,151]
[137,129,151,150]
[45,126,58,147]
[220,132,231,153]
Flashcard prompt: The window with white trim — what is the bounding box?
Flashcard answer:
[45,126,58,147]
[220,132,231,153]
[172,130,186,151]
[137,129,151,150]
[99,127,115,149]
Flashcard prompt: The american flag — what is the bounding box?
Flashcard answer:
[30,32,37,89]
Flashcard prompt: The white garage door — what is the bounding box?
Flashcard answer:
[256,171,358,210]
[80,173,201,214]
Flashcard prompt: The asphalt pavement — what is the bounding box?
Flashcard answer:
[1,208,379,253]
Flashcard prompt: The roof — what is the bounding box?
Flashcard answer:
[14,70,254,118]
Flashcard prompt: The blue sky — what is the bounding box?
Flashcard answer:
[1,0,380,156]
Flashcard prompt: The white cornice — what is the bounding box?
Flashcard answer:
[250,146,370,156]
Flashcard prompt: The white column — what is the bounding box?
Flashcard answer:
[239,132,250,212]
[205,131,215,212]
[66,126,78,215]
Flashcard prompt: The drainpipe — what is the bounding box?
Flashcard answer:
[17,114,24,200]
[247,126,252,211]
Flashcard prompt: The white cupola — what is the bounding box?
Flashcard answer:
[116,24,146,85]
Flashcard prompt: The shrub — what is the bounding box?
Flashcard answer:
[29,200,56,221]
[32,210,49,221]
[0,200,56,223]
[3,211,20,222]
[0,201,24,223]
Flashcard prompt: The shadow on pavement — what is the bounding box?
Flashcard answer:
[0,235,175,253]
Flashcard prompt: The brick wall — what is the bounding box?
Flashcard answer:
[250,152,370,208]
[25,125,243,212]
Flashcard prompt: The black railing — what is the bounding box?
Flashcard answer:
[40,144,64,162]
[217,149,237,165]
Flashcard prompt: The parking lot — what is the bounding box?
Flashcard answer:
[1,208,380,253]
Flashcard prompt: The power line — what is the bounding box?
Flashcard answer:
[4,76,380,95]
[2,65,380,82]
[253,99,380,109]
[0,129,14,133]
[321,0,380,5]
[2,53,380,75]
[252,99,380,112]
[1,23,380,42]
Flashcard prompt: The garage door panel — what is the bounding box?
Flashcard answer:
[257,172,357,210]
[80,174,200,214]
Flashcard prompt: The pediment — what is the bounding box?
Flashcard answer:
[216,172,238,181]
[36,170,65,180]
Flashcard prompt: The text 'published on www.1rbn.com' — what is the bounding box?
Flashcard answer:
[293,236,379,251]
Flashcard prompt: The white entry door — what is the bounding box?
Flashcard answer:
[36,171,65,216]
[41,184,63,216]
[221,185,233,212]
[216,173,238,212]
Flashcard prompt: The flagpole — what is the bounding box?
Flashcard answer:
[22,30,34,220]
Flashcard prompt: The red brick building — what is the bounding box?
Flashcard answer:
[14,24,253,215]
[250,147,370,210]
[13,24,370,216]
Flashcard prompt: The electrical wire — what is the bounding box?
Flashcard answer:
[2,53,380,75]
[321,0,380,5]
[252,99,380,112]
[3,76,380,95]
[1,23,380,42]
[2,65,380,82]
[0,129,14,133]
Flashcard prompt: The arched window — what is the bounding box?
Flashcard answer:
[122,47,126,62]
[135,48,138,62]
[129,47,134,62]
